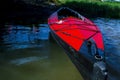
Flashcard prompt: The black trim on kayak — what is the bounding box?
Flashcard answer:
[50,29,107,80]
[48,7,108,80]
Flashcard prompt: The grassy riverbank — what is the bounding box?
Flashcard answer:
[0,0,120,24]
[55,0,120,18]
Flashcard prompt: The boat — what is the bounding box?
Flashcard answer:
[48,7,107,80]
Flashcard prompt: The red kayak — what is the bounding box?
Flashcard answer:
[48,7,104,55]
[48,7,107,80]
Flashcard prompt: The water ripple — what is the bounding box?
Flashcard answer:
[93,18,120,56]
[10,56,48,66]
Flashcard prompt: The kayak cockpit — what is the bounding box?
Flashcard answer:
[57,7,84,20]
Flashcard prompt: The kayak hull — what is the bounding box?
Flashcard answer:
[50,30,93,79]
[48,7,107,80]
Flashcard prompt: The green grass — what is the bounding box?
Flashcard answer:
[53,0,120,18]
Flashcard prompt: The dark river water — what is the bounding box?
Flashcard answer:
[93,18,120,80]
[0,24,83,80]
[0,18,120,80]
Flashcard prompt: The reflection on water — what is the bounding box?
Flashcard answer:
[0,18,120,80]
[0,25,50,50]
[10,56,48,65]
[0,25,83,80]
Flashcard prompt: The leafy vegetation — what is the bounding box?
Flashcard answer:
[52,0,120,18]
[0,0,120,24]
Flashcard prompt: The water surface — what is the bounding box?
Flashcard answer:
[0,25,83,80]
[93,18,120,80]
[0,18,120,80]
